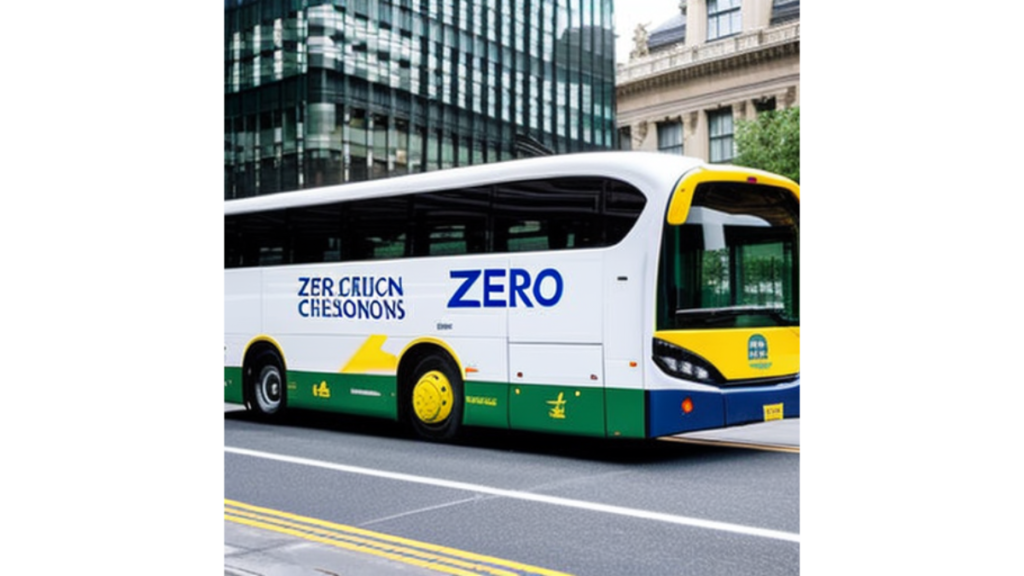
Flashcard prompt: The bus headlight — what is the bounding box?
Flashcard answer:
[652,339,724,384]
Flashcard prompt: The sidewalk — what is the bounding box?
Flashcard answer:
[674,418,800,449]
[225,520,442,576]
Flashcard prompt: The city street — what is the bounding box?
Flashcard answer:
[225,404,799,575]
[221,3,804,572]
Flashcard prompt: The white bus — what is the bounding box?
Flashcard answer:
[224,151,799,441]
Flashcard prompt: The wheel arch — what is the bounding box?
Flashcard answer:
[398,338,465,381]
[242,336,287,408]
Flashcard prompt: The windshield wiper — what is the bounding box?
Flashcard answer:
[675,305,791,325]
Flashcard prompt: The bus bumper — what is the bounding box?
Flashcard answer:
[647,377,800,438]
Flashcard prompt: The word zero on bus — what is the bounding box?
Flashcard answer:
[447,268,564,308]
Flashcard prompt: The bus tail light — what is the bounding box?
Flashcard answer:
[682,397,694,414]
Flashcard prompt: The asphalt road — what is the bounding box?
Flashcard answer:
[225,405,799,576]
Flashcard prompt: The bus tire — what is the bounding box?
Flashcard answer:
[405,354,463,441]
[250,352,286,419]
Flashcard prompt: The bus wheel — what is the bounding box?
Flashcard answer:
[251,352,286,419]
[407,354,463,441]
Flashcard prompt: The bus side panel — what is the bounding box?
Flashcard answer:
[506,253,606,436]
[602,223,649,439]
[462,380,509,428]
[604,388,646,438]
[258,259,511,425]
[286,371,397,419]
[224,269,263,403]
[508,344,605,436]
[507,252,603,344]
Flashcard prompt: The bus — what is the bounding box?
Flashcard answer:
[224,151,799,441]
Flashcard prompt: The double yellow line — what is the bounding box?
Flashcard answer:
[225,499,572,576]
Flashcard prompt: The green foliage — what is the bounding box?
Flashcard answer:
[733,106,800,183]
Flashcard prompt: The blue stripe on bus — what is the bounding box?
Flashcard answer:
[723,378,800,427]
[646,378,800,437]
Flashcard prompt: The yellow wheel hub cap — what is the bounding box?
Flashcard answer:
[412,370,453,424]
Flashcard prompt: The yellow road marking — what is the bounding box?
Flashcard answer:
[224,499,572,576]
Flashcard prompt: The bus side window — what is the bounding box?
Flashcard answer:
[495,178,601,252]
[345,196,410,261]
[506,220,549,252]
[234,211,286,267]
[495,182,543,253]
[604,179,647,244]
[289,204,344,264]
[225,215,242,268]
[412,187,491,257]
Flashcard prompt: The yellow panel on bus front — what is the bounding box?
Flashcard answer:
[667,166,800,225]
[654,327,799,380]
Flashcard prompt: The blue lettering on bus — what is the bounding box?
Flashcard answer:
[448,270,482,308]
[297,275,406,320]
[533,268,563,307]
[483,269,506,307]
[509,269,533,308]
[447,268,563,308]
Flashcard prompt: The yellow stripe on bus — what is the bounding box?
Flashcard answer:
[340,334,399,374]
[666,166,800,225]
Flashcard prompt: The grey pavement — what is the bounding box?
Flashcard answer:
[224,403,798,575]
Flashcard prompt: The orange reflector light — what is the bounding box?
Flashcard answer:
[629,361,638,368]
[681,397,694,414]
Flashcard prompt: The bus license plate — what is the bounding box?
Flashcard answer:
[763,403,783,421]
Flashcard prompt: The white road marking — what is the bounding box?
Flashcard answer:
[225,446,799,543]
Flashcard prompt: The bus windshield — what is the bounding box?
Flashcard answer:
[657,181,799,330]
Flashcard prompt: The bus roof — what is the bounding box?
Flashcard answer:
[224,152,708,216]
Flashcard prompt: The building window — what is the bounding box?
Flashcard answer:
[618,126,632,151]
[657,121,683,155]
[707,0,742,41]
[225,0,618,198]
[754,97,777,113]
[708,108,734,163]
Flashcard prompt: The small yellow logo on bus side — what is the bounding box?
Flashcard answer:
[313,381,332,399]
[763,403,783,421]
[547,392,567,419]
[467,396,498,407]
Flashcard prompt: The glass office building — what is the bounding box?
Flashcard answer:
[225,0,617,198]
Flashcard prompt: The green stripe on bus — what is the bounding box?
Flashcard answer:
[228,365,646,439]
[286,371,398,419]
[605,388,646,439]
[463,381,509,429]
[224,367,244,404]
[509,383,606,437]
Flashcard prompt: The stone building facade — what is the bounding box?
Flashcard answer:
[616,0,798,163]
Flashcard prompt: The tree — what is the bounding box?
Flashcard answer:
[733,106,799,183]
